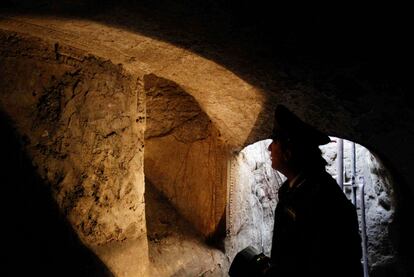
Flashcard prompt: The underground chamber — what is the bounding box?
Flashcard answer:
[1,8,412,275]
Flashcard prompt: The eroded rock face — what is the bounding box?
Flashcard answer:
[0,31,147,263]
[144,73,210,142]
[226,140,283,260]
[144,74,227,239]
[364,154,396,273]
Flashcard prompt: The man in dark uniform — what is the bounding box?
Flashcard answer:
[266,105,363,276]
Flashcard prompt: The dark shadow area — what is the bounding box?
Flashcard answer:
[0,111,114,277]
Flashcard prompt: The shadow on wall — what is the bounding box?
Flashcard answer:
[0,111,113,277]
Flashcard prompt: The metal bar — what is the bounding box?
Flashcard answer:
[360,176,369,277]
[351,142,357,207]
[337,138,344,190]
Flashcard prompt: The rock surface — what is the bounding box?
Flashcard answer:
[0,32,149,276]
[145,180,228,276]
[226,140,283,260]
[144,74,227,239]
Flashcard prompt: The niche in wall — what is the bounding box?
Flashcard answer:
[143,74,227,240]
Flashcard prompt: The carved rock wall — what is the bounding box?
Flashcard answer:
[0,31,149,276]
[226,140,283,260]
[144,74,227,239]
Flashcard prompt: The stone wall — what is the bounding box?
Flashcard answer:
[226,140,283,260]
[0,31,149,276]
[144,74,227,239]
